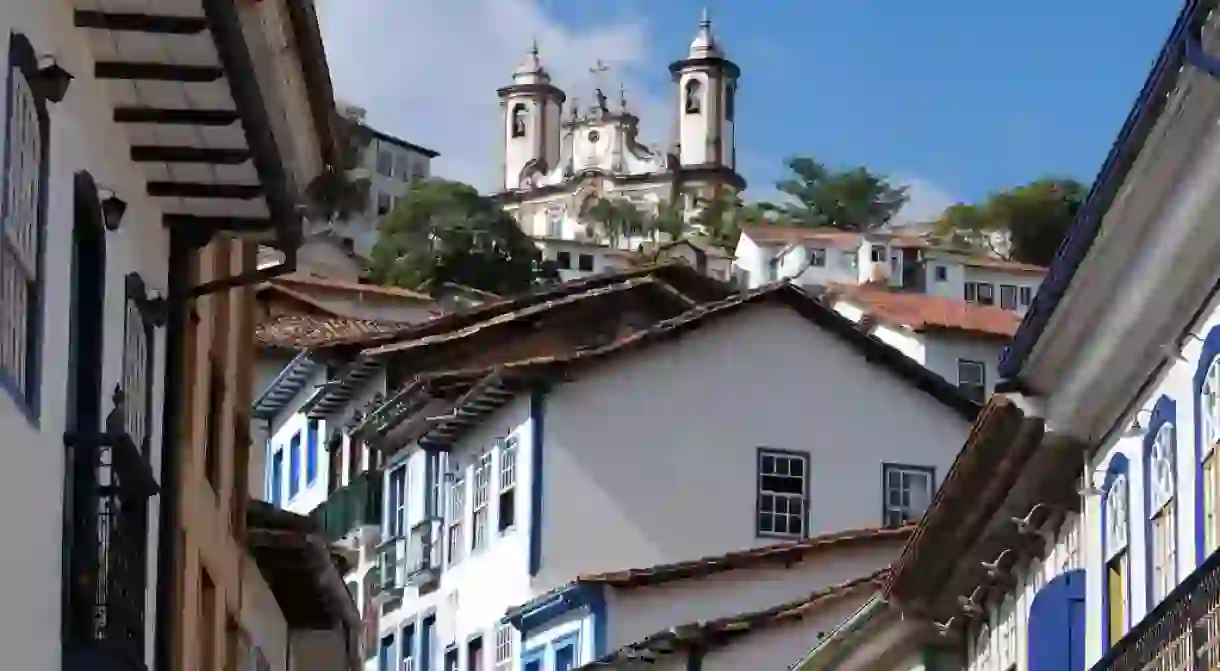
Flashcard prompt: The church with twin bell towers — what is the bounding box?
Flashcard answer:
[495,11,745,271]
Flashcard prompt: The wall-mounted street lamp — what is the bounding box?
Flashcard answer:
[36,55,72,103]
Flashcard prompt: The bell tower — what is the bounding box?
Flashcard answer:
[498,43,565,191]
[670,10,740,169]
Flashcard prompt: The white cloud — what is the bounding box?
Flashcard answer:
[892,177,959,226]
[316,0,674,191]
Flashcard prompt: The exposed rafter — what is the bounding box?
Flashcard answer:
[113,108,239,125]
[94,62,224,82]
[147,182,262,199]
[74,11,208,34]
[131,146,251,164]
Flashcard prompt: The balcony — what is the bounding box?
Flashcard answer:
[1091,546,1220,671]
[309,471,382,544]
[406,517,443,587]
[374,536,405,604]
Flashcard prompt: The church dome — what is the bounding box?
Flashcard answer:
[688,9,722,58]
[513,42,551,85]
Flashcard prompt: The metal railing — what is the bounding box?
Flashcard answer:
[310,470,382,543]
[1092,544,1220,671]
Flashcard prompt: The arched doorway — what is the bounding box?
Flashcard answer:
[1028,569,1086,671]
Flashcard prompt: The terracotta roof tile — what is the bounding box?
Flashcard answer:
[581,569,888,668]
[256,314,406,350]
[272,274,435,302]
[742,224,862,246]
[827,284,1020,338]
[960,256,1048,274]
[576,524,913,588]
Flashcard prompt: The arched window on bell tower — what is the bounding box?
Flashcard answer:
[684,80,702,115]
[511,103,527,138]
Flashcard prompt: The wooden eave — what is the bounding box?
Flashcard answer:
[74,0,314,247]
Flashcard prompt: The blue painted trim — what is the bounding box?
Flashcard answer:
[529,389,546,577]
[590,586,608,659]
[1194,325,1220,564]
[1100,452,1132,649]
[1143,394,1179,609]
[998,0,1207,379]
[509,582,602,636]
[250,351,316,413]
[552,631,579,667]
[0,32,51,427]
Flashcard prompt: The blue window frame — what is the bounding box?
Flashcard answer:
[270,450,283,507]
[379,634,395,671]
[401,624,415,667]
[421,615,435,671]
[289,432,301,498]
[1143,395,1178,606]
[552,633,578,671]
[1100,453,1131,648]
[443,645,457,671]
[522,647,543,671]
[306,419,319,484]
[0,33,49,424]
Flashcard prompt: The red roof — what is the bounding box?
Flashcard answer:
[576,524,913,588]
[828,284,1020,338]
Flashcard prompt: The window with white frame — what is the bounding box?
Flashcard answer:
[807,246,826,267]
[447,473,466,564]
[1018,285,1033,306]
[472,451,491,551]
[498,437,517,532]
[546,209,563,238]
[870,245,886,263]
[957,359,986,404]
[0,43,44,411]
[999,284,1018,311]
[1149,422,1177,602]
[882,464,934,527]
[1203,357,1220,556]
[756,449,808,538]
[494,623,513,670]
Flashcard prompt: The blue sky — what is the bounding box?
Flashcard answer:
[320,0,1181,218]
[544,0,1180,206]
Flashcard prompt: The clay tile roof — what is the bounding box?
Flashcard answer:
[576,524,913,589]
[272,274,435,302]
[741,224,863,246]
[256,314,406,350]
[580,569,889,668]
[960,256,1048,274]
[828,283,1020,338]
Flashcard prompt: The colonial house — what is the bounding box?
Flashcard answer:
[733,225,1046,316]
[823,283,1021,402]
[818,4,1220,671]
[352,282,978,671]
[249,263,736,666]
[0,0,347,669]
[510,525,911,671]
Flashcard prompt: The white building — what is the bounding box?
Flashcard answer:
[828,6,1220,671]
[511,526,910,671]
[733,224,1046,316]
[0,0,342,669]
[823,284,1020,402]
[326,112,440,258]
[496,13,745,280]
[354,282,978,671]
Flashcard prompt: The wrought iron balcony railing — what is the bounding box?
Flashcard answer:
[1091,544,1220,671]
[309,470,382,544]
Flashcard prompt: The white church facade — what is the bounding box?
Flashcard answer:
[495,13,745,271]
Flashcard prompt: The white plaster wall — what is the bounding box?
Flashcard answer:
[731,234,769,288]
[0,5,179,668]
[1075,292,1220,664]
[605,538,906,649]
[538,304,971,589]
[925,259,967,301]
[678,71,710,166]
[785,243,863,287]
[378,396,536,669]
[962,267,1042,315]
[923,334,1008,400]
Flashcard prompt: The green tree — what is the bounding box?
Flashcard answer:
[691,190,747,250]
[584,197,647,248]
[933,177,1086,266]
[303,115,372,224]
[774,157,909,231]
[368,179,557,294]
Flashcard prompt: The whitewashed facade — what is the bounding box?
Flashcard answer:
[499,14,745,282]
[922,250,1044,316]
[362,287,977,671]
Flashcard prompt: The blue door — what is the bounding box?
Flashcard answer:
[1029,569,1086,671]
